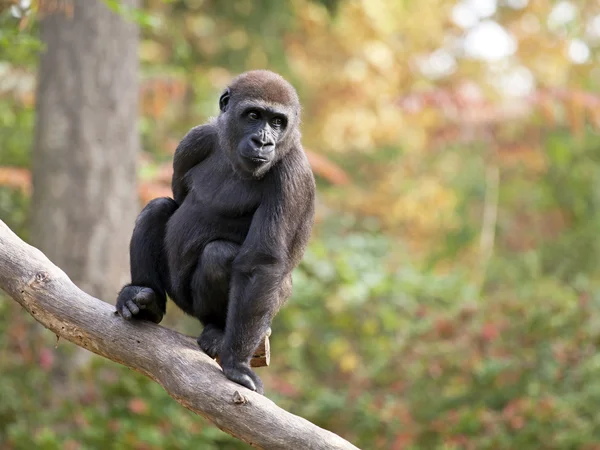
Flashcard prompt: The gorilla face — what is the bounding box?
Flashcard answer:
[235,101,289,173]
[217,76,299,178]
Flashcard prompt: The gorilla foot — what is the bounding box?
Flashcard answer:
[197,325,224,359]
[116,285,163,323]
[221,361,264,395]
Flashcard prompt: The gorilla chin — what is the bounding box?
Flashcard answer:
[238,153,273,176]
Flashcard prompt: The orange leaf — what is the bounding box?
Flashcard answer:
[128,398,148,415]
[0,167,32,194]
[481,322,499,342]
[305,149,350,185]
[138,182,172,205]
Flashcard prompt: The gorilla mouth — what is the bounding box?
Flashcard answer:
[244,155,269,164]
[238,154,269,174]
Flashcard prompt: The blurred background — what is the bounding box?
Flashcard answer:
[1,0,600,448]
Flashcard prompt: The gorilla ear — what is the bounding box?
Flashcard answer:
[219,89,230,113]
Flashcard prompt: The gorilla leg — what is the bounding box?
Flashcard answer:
[116,197,178,323]
[191,240,239,358]
[197,324,225,360]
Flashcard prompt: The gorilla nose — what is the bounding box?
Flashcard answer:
[250,135,274,152]
[250,135,265,147]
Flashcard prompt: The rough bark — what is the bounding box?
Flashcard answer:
[31,0,139,302]
[0,219,361,450]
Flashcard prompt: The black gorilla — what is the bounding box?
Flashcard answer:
[115,70,315,394]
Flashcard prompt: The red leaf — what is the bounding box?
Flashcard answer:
[128,398,148,415]
[481,323,499,342]
[305,150,350,186]
[38,348,54,371]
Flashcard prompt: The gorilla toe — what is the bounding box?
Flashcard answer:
[221,362,264,394]
[197,325,224,359]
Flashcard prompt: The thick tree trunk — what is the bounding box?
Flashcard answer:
[31,0,139,302]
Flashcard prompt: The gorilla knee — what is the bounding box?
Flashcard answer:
[135,197,178,228]
[201,241,239,284]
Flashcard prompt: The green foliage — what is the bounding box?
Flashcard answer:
[0,10,42,66]
[4,215,600,449]
[271,217,600,448]
[0,298,248,449]
[2,0,600,449]
[0,100,35,167]
[102,0,163,30]
[0,188,29,239]
[0,8,37,169]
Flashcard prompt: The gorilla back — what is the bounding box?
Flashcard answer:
[116,70,315,394]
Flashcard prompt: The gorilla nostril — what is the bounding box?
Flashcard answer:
[250,135,264,147]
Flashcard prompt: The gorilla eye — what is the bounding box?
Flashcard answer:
[247,111,260,121]
[271,117,284,128]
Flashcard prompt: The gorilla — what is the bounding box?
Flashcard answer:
[115,70,315,394]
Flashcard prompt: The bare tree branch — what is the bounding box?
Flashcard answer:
[0,219,360,450]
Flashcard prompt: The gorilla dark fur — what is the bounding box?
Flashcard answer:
[115,70,315,394]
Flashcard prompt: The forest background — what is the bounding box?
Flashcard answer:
[1,0,600,449]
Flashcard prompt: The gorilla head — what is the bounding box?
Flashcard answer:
[217,70,301,178]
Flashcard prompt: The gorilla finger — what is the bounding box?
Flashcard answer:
[134,288,155,305]
[125,300,140,315]
[120,306,132,320]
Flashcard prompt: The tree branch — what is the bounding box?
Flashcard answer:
[0,219,360,450]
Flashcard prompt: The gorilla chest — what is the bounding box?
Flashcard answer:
[186,161,262,228]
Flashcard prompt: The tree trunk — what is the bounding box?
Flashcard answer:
[31,0,139,303]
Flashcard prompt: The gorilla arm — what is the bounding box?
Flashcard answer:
[219,161,315,393]
[171,124,218,205]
